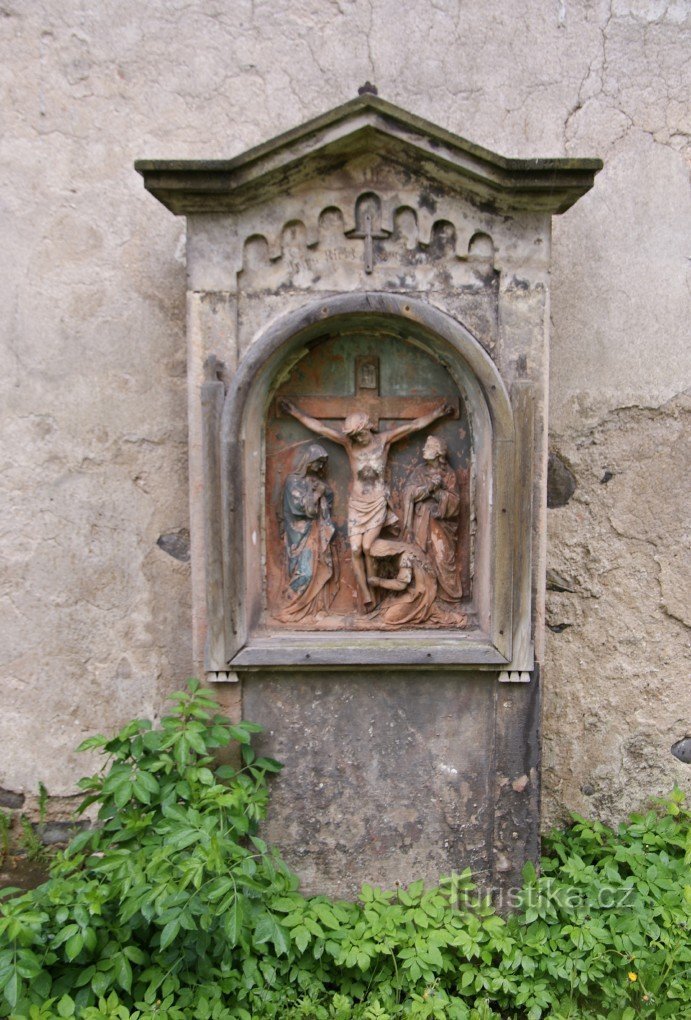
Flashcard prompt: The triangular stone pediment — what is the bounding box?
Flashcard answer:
[136,95,601,216]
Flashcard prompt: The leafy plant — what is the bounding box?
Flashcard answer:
[13,783,52,866]
[513,788,691,1018]
[17,817,47,865]
[0,812,10,867]
[37,785,48,829]
[0,681,688,1020]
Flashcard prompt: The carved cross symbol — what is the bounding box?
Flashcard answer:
[349,210,390,274]
[278,356,458,428]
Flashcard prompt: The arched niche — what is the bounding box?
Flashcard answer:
[220,293,517,669]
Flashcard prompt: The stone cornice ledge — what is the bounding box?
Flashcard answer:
[135,95,602,217]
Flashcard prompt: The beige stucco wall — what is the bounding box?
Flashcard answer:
[1,1,688,829]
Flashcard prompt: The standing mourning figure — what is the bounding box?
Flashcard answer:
[276,444,337,623]
[402,435,463,601]
[280,398,453,612]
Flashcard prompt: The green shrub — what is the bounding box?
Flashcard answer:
[0,681,688,1020]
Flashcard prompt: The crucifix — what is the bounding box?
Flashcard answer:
[276,355,459,427]
[278,356,458,613]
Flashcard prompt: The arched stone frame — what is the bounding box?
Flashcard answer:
[217,292,521,670]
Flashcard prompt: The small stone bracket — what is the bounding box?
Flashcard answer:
[205,670,239,683]
[498,670,532,683]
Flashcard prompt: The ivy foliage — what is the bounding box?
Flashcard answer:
[0,681,689,1020]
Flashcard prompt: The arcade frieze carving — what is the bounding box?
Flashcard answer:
[238,191,498,284]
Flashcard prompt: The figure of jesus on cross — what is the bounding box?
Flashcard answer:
[279,356,455,612]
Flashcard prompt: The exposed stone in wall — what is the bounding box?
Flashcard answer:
[0,790,86,854]
[0,788,25,810]
[156,528,191,563]
[547,452,577,508]
[672,737,691,765]
[1,1,688,832]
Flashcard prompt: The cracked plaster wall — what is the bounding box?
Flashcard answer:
[0,1,688,832]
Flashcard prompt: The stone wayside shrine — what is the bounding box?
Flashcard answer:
[136,94,601,898]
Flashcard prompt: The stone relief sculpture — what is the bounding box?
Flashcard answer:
[366,539,444,627]
[402,436,463,601]
[279,398,454,612]
[276,444,337,623]
[366,539,468,629]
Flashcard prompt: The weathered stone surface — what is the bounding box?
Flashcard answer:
[0,1,688,847]
[244,671,538,899]
[543,395,691,825]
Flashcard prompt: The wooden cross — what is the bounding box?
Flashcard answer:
[277,355,458,428]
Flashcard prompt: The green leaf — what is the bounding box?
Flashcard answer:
[229,725,251,746]
[294,925,310,953]
[159,919,180,950]
[253,914,274,946]
[65,933,83,961]
[76,736,108,752]
[113,781,133,808]
[522,860,537,883]
[313,903,341,930]
[272,896,300,914]
[4,971,19,1008]
[186,730,207,755]
[123,946,147,965]
[238,721,263,734]
[116,955,132,993]
[57,995,75,1018]
[33,971,52,1000]
[254,757,282,773]
[425,944,444,968]
[226,895,244,946]
[207,878,235,902]
[91,970,112,997]
[131,777,152,803]
[253,914,289,956]
[66,830,94,855]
